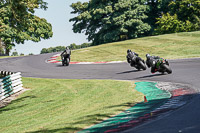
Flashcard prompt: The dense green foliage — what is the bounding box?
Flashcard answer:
[70,0,151,46]
[169,0,200,23]
[11,51,18,56]
[40,43,91,54]
[0,0,48,31]
[41,46,66,54]
[155,0,200,34]
[68,42,91,50]
[70,0,200,45]
[0,0,53,55]
[145,0,171,32]
[155,13,198,34]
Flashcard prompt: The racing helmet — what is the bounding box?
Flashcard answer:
[127,49,131,53]
[146,53,150,57]
[146,54,150,59]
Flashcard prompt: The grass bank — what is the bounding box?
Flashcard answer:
[0,78,143,133]
[67,31,200,62]
[0,56,16,59]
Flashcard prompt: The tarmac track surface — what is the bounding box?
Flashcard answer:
[0,52,200,133]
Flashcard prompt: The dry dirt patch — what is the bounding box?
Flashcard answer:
[0,88,28,108]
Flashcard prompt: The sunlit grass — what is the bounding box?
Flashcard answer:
[0,78,143,133]
[0,56,17,59]
[58,31,200,62]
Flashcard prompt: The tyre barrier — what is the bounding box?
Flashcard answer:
[0,71,23,100]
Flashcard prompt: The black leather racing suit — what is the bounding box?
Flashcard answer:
[126,51,139,66]
[61,49,71,62]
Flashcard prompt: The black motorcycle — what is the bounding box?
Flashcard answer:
[61,54,70,66]
[147,58,172,74]
[127,55,147,70]
[156,58,172,74]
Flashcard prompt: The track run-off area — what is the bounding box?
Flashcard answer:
[0,52,200,133]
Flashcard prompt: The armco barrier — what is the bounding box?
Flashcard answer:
[0,71,23,100]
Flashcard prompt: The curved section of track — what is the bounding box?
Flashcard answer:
[0,53,200,133]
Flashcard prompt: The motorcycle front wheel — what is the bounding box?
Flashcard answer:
[162,64,172,74]
[138,60,147,70]
[66,58,70,66]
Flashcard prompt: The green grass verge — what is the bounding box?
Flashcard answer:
[0,78,143,133]
[0,56,16,59]
[58,31,200,62]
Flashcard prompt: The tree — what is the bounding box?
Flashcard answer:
[0,47,4,55]
[0,2,53,55]
[169,0,200,23]
[0,15,53,55]
[70,0,151,45]
[69,43,77,50]
[0,0,48,32]
[40,46,66,54]
[0,38,4,55]
[11,49,18,56]
[155,0,200,34]
[81,43,91,48]
[40,48,48,54]
[11,51,18,56]
[20,53,24,56]
[155,13,197,34]
[145,0,171,32]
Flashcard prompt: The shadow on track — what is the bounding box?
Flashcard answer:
[116,70,140,74]
[55,64,63,67]
[135,73,167,79]
[56,64,72,67]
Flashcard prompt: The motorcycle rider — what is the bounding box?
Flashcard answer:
[146,54,168,73]
[61,46,71,62]
[126,49,139,66]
